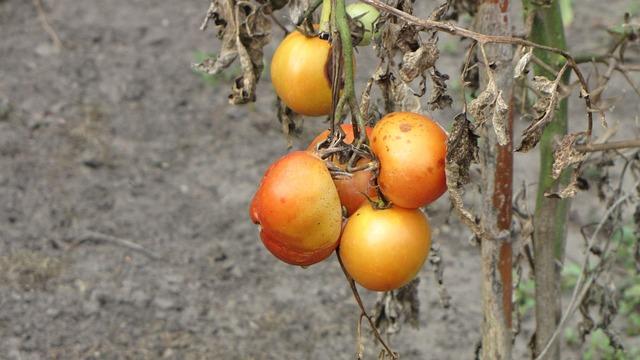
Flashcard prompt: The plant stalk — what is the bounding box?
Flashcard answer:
[319,0,332,35]
[523,1,570,359]
[475,1,514,359]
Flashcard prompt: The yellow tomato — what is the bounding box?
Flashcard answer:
[339,203,431,291]
[271,31,332,117]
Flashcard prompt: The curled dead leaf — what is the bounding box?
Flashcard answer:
[198,0,272,105]
[513,49,532,79]
[516,76,559,152]
[399,44,439,83]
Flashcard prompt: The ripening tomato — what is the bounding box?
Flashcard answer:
[271,31,333,117]
[250,151,342,266]
[307,124,376,215]
[371,112,447,209]
[339,203,431,291]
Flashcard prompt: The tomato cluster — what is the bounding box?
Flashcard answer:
[251,111,447,291]
[254,10,447,291]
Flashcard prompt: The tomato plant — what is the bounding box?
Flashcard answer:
[339,203,431,292]
[250,151,342,266]
[371,111,448,209]
[270,30,332,117]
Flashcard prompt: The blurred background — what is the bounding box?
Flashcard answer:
[0,0,639,359]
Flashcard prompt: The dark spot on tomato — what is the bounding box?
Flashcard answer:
[399,123,412,132]
[383,135,388,140]
[280,197,286,203]
[373,136,377,142]
[438,158,445,167]
[395,136,400,140]
[427,167,433,174]
[406,140,411,144]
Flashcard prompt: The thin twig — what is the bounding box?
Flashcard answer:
[33,0,62,50]
[70,230,161,260]
[336,252,398,359]
[575,139,640,153]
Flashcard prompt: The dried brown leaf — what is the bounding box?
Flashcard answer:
[513,49,532,79]
[551,133,586,179]
[545,169,580,199]
[468,79,497,127]
[399,44,439,83]
[516,76,559,152]
[428,69,453,110]
[198,0,272,105]
[492,91,509,146]
[445,113,483,238]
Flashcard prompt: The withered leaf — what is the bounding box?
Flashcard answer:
[545,168,581,199]
[466,62,511,148]
[197,0,272,105]
[516,76,559,152]
[551,133,586,179]
[468,79,497,127]
[513,49,532,79]
[428,69,453,110]
[445,112,483,238]
[399,44,439,83]
[492,91,509,146]
[446,113,478,186]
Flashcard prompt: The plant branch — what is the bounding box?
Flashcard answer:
[336,252,398,359]
[359,0,594,139]
[575,139,640,153]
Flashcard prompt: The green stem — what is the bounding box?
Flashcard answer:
[523,1,570,359]
[333,0,367,147]
[319,0,332,35]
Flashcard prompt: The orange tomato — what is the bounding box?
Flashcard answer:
[339,203,431,291]
[371,112,447,209]
[307,124,376,215]
[250,151,342,266]
[271,31,332,116]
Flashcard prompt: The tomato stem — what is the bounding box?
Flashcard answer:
[336,251,398,359]
[319,0,331,36]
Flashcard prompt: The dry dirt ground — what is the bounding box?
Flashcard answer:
[0,0,638,359]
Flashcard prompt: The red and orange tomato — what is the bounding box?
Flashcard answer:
[371,112,447,209]
[250,151,342,266]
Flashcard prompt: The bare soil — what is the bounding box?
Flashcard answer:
[0,0,638,359]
